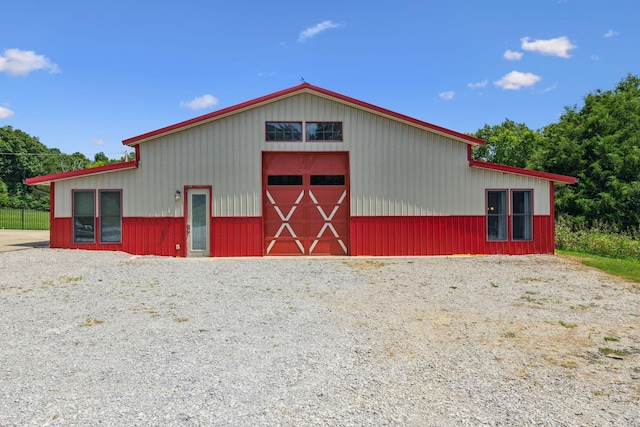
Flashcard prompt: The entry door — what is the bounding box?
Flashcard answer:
[263,153,349,256]
[187,188,210,257]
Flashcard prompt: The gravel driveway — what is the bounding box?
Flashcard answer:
[1,249,639,426]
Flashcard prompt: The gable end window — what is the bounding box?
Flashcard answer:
[100,190,122,243]
[266,122,302,141]
[306,122,343,141]
[73,190,95,243]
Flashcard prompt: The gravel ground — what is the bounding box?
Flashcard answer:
[1,249,639,426]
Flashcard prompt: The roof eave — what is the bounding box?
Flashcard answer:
[469,160,576,184]
[25,160,138,186]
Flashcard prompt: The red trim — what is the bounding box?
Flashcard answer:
[470,160,576,184]
[550,181,555,254]
[26,160,138,186]
[122,83,486,146]
[49,182,55,244]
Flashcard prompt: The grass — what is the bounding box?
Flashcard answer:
[558,320,578,328]
[598,347,629,357]
[557,250,640,283]
[0,208,49,230]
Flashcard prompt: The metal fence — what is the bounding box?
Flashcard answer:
[0,208,50,230]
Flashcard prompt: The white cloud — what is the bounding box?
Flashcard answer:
[604,30,619,38]
[298,20,341,42]
[494,71,541,90]
[540,83,558,93]
[0,48,60,76]
[0,106,15,119]
[438,91,455,101]
[257,71,276,77]
[504,50,523,60]
[590,54,600,61]
[468,80,487,89]
[521,36,576,58]
[180,94,219,110]
[91,138,105,145]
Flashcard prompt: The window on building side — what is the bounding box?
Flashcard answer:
[100,190,122,243]
[267,175,303,185]
[310,175,345,185]
[306,122,343,141]
[266,122,303,141]
[487,190,507,241]
[73,190,95,243]
[512,190,533,241]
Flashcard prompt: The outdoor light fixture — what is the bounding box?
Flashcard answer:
[175,190,181,201]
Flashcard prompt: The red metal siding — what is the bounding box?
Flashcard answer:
[50,214,555,257]
[212,217,262,257]
[350,215,555,256]
[50,217,185,257]
[51,216,263,257]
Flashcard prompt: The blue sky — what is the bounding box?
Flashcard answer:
[1,0,637,159]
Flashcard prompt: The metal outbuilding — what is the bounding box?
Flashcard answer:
[27,83,575,257]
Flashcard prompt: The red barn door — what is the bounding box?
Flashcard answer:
[263,152,349,256]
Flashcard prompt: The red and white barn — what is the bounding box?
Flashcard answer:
[27,83,575,257]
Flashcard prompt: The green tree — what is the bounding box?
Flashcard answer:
[0,126,50,208]
[471,119,543,168]
[538,74,640,230]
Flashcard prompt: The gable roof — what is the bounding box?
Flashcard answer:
[122,83,486,146]
[25,84,576,186]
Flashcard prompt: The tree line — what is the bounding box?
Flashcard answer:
[0,126,131,210]
[2,74,639,231]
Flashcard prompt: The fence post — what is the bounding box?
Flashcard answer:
[21,209,25,230]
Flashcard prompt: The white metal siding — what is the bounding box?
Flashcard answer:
[53,92,551,218]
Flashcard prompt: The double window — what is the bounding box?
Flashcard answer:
[73,190,122,243]
[266,175,346,186]
[486,190,532,241]
[266,121,342,142]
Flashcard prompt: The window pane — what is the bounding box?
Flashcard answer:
[267,175,303,185]
[74,191,95,216]
[191,194,207,251]
[306,122,343,141]
[100,191,121,243]
[512,215,532,240]
[487,190,507,241]
[487,191,506,215]
[310,175,345,185]
[266,122,302,141]
[512,190,532,240]
[73,191,95,243]
[512,190,531,214]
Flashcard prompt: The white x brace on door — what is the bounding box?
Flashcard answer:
[308,190,348,254]
[265,189,305,254]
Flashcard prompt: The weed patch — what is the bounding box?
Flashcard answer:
[79,317,104,327]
